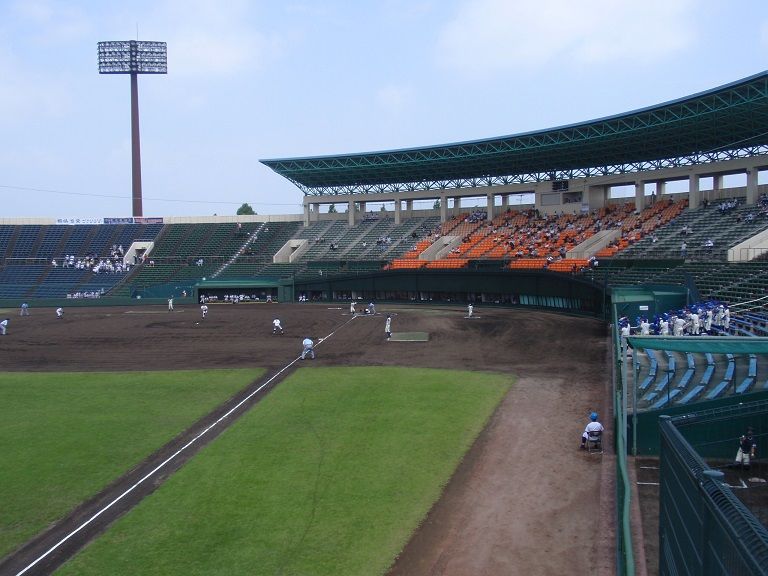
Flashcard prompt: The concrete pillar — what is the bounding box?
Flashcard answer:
[746,167,758,205]
[394,199,401,225]
[486,192,494,220]
[359,201,366,216]
[440,193,447,222]
[689,173,701,209]
[501,194,509,211]
[406,199,413,213]
[634,181,644,211]
[303,203,310,227]
[712,174,723,202]
[657,181,666,199]
[348,199,355,226]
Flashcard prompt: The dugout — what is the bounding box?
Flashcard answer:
[287,268,605,316]
[194,278,283,303]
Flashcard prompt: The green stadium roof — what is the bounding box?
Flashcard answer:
[261,71,768,196]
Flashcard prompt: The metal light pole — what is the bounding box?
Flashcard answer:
[98,40,167,217]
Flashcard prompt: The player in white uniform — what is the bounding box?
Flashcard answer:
[704,308,713,333]
[385,315,392,339]
[301,338,315,359]
[723,306,730,330]
[367,302,376,315]
[20,302,29,316]
[273,318,284,334]
[580,412,604,449]
[639,318,650,335]
[56,307,64,319]
[200,305,208,319]
[467,303,474,318]
[0,318,8,335]
[690,311,700,335]
[350,301,356,314]
[168,297,174,311]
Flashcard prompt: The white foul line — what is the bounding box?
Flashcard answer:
[15,315,358,576]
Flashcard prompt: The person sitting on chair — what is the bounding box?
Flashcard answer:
[580,412,604,450]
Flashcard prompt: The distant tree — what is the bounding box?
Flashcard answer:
[237,203,256,215]
[328,204,337,213]
[433,199,441,209]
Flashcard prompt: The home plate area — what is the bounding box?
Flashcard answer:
[389,331,429,342]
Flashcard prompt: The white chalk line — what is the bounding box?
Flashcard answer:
[15,314,358,576]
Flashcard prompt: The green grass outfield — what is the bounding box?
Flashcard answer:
[57,367,513,576]
[0,369,264,558]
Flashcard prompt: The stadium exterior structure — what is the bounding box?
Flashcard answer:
[262,71,768,227]
[2,71,768,317]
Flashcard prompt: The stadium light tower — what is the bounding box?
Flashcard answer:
[98,40,167,217]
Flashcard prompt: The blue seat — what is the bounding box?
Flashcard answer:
[736,377,755,394]
[680,385,705,404]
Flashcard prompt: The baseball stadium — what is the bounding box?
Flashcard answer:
[2,69,768,576]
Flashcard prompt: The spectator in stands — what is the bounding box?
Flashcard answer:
[680,241,687,259]
[703,238,714,254]
[51,258,58,267]
[734,427,757,471]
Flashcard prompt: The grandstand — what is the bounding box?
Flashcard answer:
[3,71,768,575]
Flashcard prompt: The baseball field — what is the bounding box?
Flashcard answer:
[0,302,610,575]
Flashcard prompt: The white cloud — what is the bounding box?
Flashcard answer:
[376,84,411,113]
[151,0,285,77]
[436,0,696,74]
[760,20,768,49]
[11,0,91,43]
[0,50,72,125]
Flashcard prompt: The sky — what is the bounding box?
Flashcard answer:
[1,0,767,219]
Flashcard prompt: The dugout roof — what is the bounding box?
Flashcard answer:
[261,71,768,195]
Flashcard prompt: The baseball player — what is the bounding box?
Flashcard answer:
[734,426,757,470]
[20,302,29,316]
[0,318,8,335]
[690,310,700,335]
[273,318,284,334]
[168,297,174,312]
[672,315,686,336]
[580,412,604,449]
[367,302,376,315]
[467,303,474,318]
[385,314,392,340]
[200,304,208,319]
[56,307,64,319]
[350,301,356,315]
[704,308,713,333]
[301,337,315,359]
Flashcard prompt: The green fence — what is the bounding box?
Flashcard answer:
[659,403,768,575]
[613,322,635,576]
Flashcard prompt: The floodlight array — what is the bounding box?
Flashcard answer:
[97,40,167,74]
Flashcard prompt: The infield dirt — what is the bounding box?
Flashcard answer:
[0,303,611,576]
